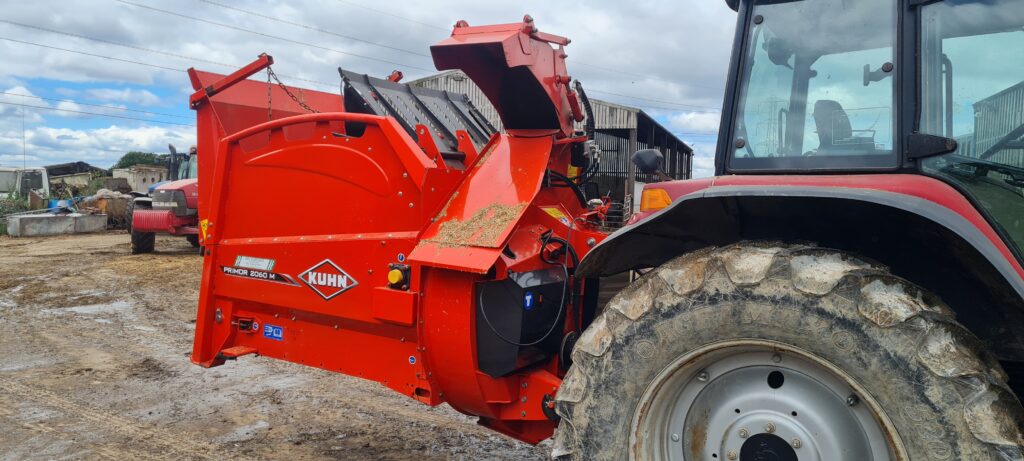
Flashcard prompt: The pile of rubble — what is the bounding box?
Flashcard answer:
[77,189,133,229]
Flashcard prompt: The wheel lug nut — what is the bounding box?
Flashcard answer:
[772,353,782,363]
[727,450,737,460]
[738,428,749,438]
[847,393,861,407]
[671,433,680,442]
[792,438,802,449]
[764,422,776,433]
[696,370,709,382]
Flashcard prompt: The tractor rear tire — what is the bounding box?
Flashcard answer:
[553,242,1024,461]
[127,201,155,255]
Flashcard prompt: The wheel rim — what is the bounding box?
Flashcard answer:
[630,340,907,461]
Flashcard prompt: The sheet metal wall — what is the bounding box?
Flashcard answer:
[975,81,1024,169]
[410,71,643,132]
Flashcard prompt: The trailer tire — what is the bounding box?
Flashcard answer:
[186,234,200,248]
[553,242,1024,461]
[127,201,155,254]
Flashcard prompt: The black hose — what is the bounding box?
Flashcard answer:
[477,261,569,348]
[575,80,595,141]
[541,232,579,268]
[573,80,600,187]
[478,230,581,348]
[579,155,600,185]
[546,170,587,208]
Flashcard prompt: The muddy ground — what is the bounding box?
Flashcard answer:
[0,232,549,460]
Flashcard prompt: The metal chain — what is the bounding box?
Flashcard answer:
[266,67,273,120]
[267,66,320,113]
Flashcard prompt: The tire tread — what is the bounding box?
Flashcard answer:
[553,242,1024,460]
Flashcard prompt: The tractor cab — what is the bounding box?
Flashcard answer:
[147,144,196,195]
[635,0,1024,256]
[170,145,197,182]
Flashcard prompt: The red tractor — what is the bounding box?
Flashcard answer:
[192,2,1024,459]
[127,144,201,253]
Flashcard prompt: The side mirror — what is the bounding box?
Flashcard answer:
[631,149,664,175]
[168,144,178,156]
[724,0,739,11]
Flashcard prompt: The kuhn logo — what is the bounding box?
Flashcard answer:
[299,259,358,300]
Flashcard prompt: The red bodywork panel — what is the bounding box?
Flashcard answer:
[154,178,200,209]
[190,22,604,444]
[132,179,201,235]
[187,56,345,246]
[132,209,198,235]
[634,175,1024,282]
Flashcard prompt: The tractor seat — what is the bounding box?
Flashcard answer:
[813,100,853,149]
[811,100,877,154]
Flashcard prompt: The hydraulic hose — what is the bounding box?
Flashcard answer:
[546,169,588,208]
[575,80,595,141]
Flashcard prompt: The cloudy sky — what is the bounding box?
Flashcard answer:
[0,0,738,177]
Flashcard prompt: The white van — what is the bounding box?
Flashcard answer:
[0,167,50,200]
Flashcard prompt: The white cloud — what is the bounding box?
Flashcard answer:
[0,124,194,168]
[0,86,47,122]
[0,0,739,171]
[0,0,738,102]
[686,140,720,179]
[84,88,162,106]
[691,152,716,178]
[669,111,722,134]
[54,99,85,116]
[54,87,79,97]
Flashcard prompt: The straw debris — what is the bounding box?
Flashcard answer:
[427,202,526,248]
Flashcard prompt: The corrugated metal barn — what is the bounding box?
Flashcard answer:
[974,81,1024,169]
[409,70,693,220]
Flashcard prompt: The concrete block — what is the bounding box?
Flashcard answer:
[74,214,108,233]
[6,214,108,237]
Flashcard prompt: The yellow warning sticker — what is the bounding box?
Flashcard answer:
[540,206,571,226]
[199,219,210,240]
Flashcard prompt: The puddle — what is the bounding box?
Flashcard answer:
[42,301,133,316]
[213,420,271,443]
[0,285,24,308]
[66,301,132,315]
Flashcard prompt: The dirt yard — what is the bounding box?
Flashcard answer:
[0,232,549,460]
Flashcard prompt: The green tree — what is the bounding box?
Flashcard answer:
[112,151,160,169]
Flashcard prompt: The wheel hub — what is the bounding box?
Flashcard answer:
[741,434,797,461]
[631,341,901,461]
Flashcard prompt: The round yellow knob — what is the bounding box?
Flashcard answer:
[387,268,405,285]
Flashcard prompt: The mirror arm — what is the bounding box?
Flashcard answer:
[907,132,958,161]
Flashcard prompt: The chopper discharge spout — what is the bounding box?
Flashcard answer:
[430,16,585,140]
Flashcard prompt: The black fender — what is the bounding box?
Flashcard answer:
[578,186,1024,361]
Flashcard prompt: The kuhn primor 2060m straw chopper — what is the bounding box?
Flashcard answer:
[190,17,602,446]
[191,4,1024,459]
